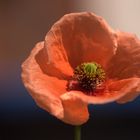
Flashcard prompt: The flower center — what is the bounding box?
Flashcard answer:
[67,62,106,95]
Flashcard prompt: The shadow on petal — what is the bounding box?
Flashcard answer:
[35,47,73,80]
[107,31,140,79]
[45,12,117,69]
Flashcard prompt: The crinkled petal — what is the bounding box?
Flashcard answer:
[45,12,117,69]
[21,42,67,119]
[117,78,140,103]
[117,90,140,103]
[107,31,140,79]
[61,78,140,104]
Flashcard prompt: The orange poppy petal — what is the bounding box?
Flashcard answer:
[44,12,117,69]
[117,78,140,103]
[61,78,140,105]
[107,31,140,79]
[21,42,67,120]
[60,93,89,125]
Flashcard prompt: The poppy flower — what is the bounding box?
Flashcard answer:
[21,12,140,125]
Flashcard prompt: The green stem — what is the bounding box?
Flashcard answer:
[74,125,81,140]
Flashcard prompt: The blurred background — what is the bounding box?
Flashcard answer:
[0,0,140,140]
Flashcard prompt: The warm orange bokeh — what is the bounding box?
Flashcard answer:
[21,12,140,125]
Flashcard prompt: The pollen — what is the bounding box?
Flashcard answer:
[67,62,106,95]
